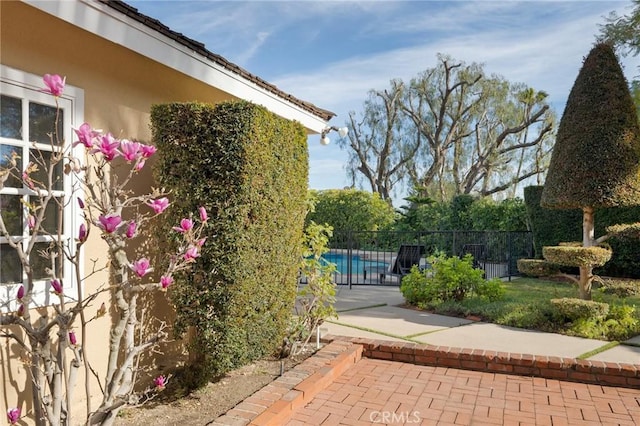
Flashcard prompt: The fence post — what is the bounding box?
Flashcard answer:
[347,231,353,289]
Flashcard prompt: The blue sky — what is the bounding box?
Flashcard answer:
[129,0,640,200]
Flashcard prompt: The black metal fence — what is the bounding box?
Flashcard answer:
[326,230,534,287]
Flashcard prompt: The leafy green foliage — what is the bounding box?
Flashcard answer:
[516,259,560,277]
[549,298,609,322]
[541,43,640,209]
[400,254,505,305]
[151,101,307,384]
[524,185,640,278]
[420,277,640,340]
[285,222,338,354]
[597,279,640,297]
[543,246,612,268]
[306,189,396,232]
[395,195,528,232]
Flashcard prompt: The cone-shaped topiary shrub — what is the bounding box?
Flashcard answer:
[542,43,640,209]
[540,43,640,300]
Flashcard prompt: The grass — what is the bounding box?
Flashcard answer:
[414,277,640,341]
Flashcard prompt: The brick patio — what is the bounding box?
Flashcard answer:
[286,357,640,425]
[212,340,640,426]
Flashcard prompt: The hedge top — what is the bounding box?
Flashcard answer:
[541,43,640,210]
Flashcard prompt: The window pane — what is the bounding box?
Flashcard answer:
[0,195,22,235]
[0,95,22,140]
[1,244,22,284]
[0,144,22,188]
[40,197,63,235]
[32,241,62,281]
[29,102,63,145]
[29,149,63,191]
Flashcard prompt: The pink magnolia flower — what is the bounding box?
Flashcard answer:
[147,197,169,214]
[154,375,167,391]
[160,275,174,290]
[17,285,24,300]
[98,215,122,233]
[69,331,77,346]
[22,170,35,190]
[199,206,208,222]
[7,407,21,425]
[172,218,193,233]
[184,246,200,262]
[27,215,36,230]
[73,122,98,148]
[196,237,207,247]
[120,139,141,162]
[51,279,63,295]
[91,133,120,161]
[131,258,152,277]
[78,223,87,242]
[125,221,137,239]
[140,144,157,158]
[135,159,146,171]
[77,197,85,209]
[42,74,65,96]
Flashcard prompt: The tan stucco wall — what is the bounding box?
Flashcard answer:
[0,1,253,422]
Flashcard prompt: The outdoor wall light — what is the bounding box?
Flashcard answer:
[320,126,349,145]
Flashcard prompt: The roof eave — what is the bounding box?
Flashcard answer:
[23,0,334,133]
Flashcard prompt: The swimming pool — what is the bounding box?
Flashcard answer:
[322,253,389,275]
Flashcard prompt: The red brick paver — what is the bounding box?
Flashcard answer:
[286,358,640,426]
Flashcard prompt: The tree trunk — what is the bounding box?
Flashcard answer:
[579,207,595,300]
[578,266,593,301]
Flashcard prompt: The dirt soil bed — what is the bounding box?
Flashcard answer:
[115,351,314,426]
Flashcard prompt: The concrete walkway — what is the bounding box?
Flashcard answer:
[322,285,640,365]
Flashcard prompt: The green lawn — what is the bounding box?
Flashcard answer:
[422,277,640,341]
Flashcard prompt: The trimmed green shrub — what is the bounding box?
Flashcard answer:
[597,279,640,297]
[523,186,581,258]
[543,246,612,268]
[400,254,505,305]
[541,43,640,210]
[516,259,560,277]
[555,246,613,267]
[151,101,308,383]
[524,185,640,278]
[550,298,609,322]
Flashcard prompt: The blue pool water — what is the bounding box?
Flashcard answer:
[322,253,389,275]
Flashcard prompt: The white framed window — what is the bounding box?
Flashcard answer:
[1,65,84,311]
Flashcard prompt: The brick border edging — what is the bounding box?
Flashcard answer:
[212,340,363,426]
[325,335,640,389]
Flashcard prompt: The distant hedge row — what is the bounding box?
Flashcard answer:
[524,186,640,278]
[151,101,308,382]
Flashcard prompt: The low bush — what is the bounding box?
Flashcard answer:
[517,259,560,277]
[400,253,505,305]
[549,298,609,322]
[597,279,640,297]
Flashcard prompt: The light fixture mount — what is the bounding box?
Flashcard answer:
[320,126,349,145]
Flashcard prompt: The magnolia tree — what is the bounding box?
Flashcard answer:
[0,74,207,425]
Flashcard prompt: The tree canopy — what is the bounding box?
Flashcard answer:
[599,0,640,58]
[339,54,555,205]
[306,189,396,232]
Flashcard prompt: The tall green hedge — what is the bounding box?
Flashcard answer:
[524,185,640,278]
[151,101,308,381]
